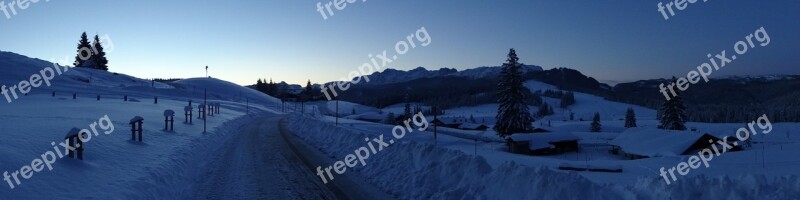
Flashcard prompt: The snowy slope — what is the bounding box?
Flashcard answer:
[0,51,280,198]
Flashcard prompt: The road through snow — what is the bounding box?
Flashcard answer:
[193,116,337,199]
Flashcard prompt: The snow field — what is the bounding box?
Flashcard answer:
[286,114,625,199]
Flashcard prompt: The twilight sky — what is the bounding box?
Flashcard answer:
[0,0,798,85]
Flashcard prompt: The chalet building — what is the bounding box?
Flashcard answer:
[458,123,489,131]
[609,127,742,159]
[507,132,580,155]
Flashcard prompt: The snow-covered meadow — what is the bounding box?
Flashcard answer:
[283,80,800,199]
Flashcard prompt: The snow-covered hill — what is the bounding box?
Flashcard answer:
[0,51,282,198]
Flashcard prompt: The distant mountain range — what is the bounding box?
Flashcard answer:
[327,63,799,122]
[354,64,544,86]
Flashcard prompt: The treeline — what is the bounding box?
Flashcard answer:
[254,79,325,101]
[611,76,800,123]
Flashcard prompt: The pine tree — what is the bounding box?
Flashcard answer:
[537,102,553,117]
[256,79,264,93]
[403,87,412,118]
[385,112,396,124]
[494,49,534,138]
[590,112,602,132]
[74,32,92,67]
[659,78,688,130]
[469,114,476,123]
[624,107,637,128]
[268,79,278,96]
[91,35,109,70]
[560,91,575,108]
[303,80,313,101]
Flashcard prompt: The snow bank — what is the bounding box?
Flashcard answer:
[628,175,800,199]
[287,114,800,199]
[286,114,623,199]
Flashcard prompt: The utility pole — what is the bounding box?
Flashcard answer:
[335,98,339,126]
[203,88,207,134]
[433,106,438,145]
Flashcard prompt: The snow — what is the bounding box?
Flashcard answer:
[163,110,175,116]
[0,52,285,198]
[285,114,624,199]
[64,128,81,138]
[287,112,800,199]
[609,127,714,157]
[282,78,800,199]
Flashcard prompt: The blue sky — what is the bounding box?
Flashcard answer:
[0,0,798,85]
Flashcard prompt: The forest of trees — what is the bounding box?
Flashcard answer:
[611,76,800,123]
[254,79,323,101]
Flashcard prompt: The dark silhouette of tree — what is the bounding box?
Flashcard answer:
[256,79,265,92]
[560,91,575,108]
[403,87,412,118]
[659,77,688,130]
[624,107,637,128]
[494,49,533,138]
[385,112,396,124]
[537,102,554,117]
[91,35,109,71]
[268,79,278,96]
[74,32,92,67]
[303,80,313,101]
[590,112,602,132]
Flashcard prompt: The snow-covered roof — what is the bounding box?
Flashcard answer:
[609,127,718,157]
[65,127,81,138]
[430,118,462,124]
[354,113,385,121]
[164,110,175,116]
[130,116,144,123]
[458,123,488,129]
[509,132,580,150]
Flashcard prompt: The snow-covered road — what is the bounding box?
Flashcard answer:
[192,116,337,199]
